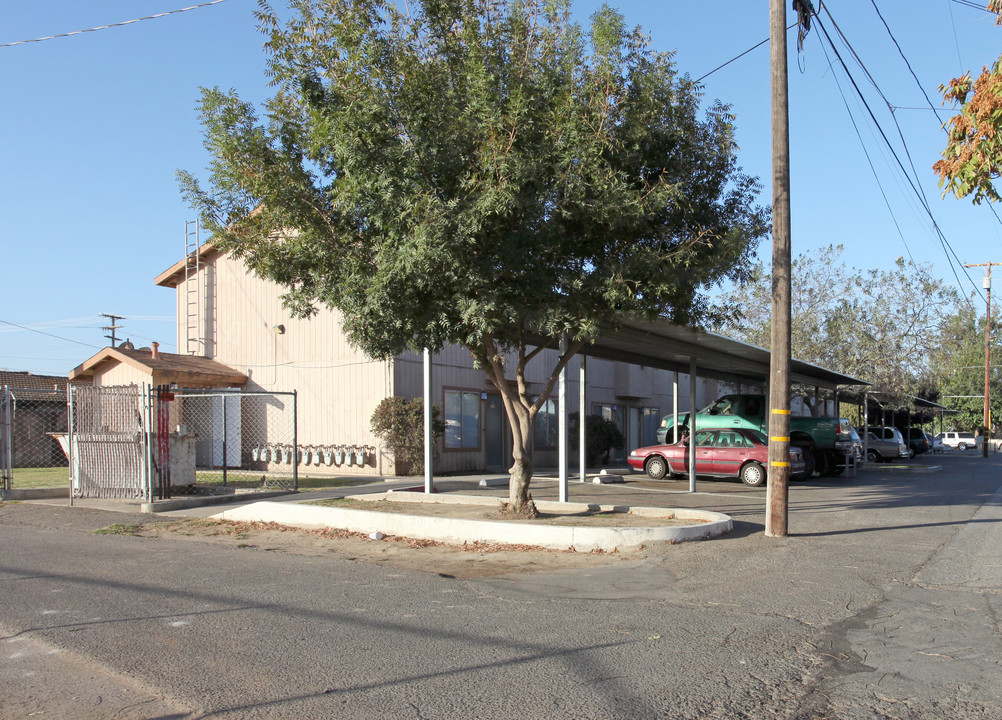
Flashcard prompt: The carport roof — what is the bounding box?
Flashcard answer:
[564,318,869,390]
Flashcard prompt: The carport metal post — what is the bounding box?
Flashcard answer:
[558,335,568,502]
[579,355,587,483]
[688,358,697,493]
[423,348,433,493]
[673,372,680,443]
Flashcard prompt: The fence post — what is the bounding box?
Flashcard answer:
[2,386,12,492]
[221,394,228,487]
[68,385,75,505]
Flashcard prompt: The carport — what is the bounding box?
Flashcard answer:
[421,318,869,497]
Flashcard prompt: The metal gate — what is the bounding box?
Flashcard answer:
[68,384,148,499]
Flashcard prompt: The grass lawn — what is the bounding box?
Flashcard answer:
[192,471,374,491]
[7,467,373,491]
[6,466,68,489]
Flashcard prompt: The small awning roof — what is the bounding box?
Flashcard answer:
[542,318,869,390]
[69,347,247,388]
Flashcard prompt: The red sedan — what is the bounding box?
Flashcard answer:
[627,427,806,486]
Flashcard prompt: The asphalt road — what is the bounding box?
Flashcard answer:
[3,453,1001,719]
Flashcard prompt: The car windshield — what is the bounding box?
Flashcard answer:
[745,429,767,445]
[704,397,737,415]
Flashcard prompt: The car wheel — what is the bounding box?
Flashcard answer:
[645,456,668,480]
[740,461,766,487]
[908,448,915,459]
[958,443,968,451]
[866,449,880,463]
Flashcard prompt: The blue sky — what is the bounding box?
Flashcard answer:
[2,0,1001,376]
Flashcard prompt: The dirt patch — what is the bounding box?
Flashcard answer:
[129,517,634,579]
[310,496,704,527]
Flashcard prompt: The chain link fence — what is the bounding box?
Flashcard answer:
[1,385,70,493]
[163,389,299,491]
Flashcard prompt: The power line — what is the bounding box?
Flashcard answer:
[0,319,102,349]
[814,4,982,304]
[694,22,797,83]
[0,0,227,48]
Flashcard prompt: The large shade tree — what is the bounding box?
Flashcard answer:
[714,247,959,406]
[179,0,769,514]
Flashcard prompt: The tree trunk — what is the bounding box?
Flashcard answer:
[506,408,538,518]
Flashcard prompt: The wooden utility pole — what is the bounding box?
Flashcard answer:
[965,262,996,457]
[766,0,793,537]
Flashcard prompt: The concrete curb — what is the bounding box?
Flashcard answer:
[2,487,68,501]
[141,490,294,514]
[214,494,733,552]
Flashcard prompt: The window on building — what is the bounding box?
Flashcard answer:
[445,390,480,449]
[534,398,558,449]
[641,407,661,446]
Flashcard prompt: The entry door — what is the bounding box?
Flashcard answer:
[485,395,507,470]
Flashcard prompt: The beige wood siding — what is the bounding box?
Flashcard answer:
[94,363,153,388]
[169,251,765,475]
[174,253,392,476]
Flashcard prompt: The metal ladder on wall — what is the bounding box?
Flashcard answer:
[183,220,201,355]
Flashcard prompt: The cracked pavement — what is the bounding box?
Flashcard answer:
[2,452,1000,718]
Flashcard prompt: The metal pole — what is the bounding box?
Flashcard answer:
[766,0,792,537]
[688,358,697,493]
[424,348,433,493]
[221,394,228,487]
[984,267,991,457]
[673,372,680,443]
[292,390,298,491]
[558,336,568,502]
[1,386,11,493]
[579,355,587,483]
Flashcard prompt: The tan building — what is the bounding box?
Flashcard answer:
[140,243,736,476]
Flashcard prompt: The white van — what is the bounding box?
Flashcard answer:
[936,431,977,450]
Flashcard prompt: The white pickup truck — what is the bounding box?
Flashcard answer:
[936,431,978,450]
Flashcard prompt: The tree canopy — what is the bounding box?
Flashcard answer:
[934,1,1002,202]
[179,0,769,512]
[714,246,960,406]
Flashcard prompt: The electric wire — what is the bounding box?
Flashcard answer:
[694,22,797,84]
[869,0,943,127]
[0,319,102,349]
[0,0,227,48]
[814,4,982,304]
[816,33,916,266]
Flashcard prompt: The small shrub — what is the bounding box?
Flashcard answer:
[370,397,445,475]
[570,413,625,466]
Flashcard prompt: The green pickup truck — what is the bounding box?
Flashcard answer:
[656,394,851,477]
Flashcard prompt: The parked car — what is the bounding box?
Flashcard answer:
[841,422,863,460]
[936,431,977,450]
[925,431,944,453]
[627,427,806,486]
[897,427,930,457]
[862,430,909,463]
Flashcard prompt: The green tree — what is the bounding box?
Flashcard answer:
[934,1,1002,202]
[715,247,958,405]
[179,0,768,515]
[929,310,1002,432]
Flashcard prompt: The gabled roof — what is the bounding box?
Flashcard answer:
[154,242,221,288]
[69,347,247,388]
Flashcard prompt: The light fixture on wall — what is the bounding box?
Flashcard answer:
[273,324,286,335]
